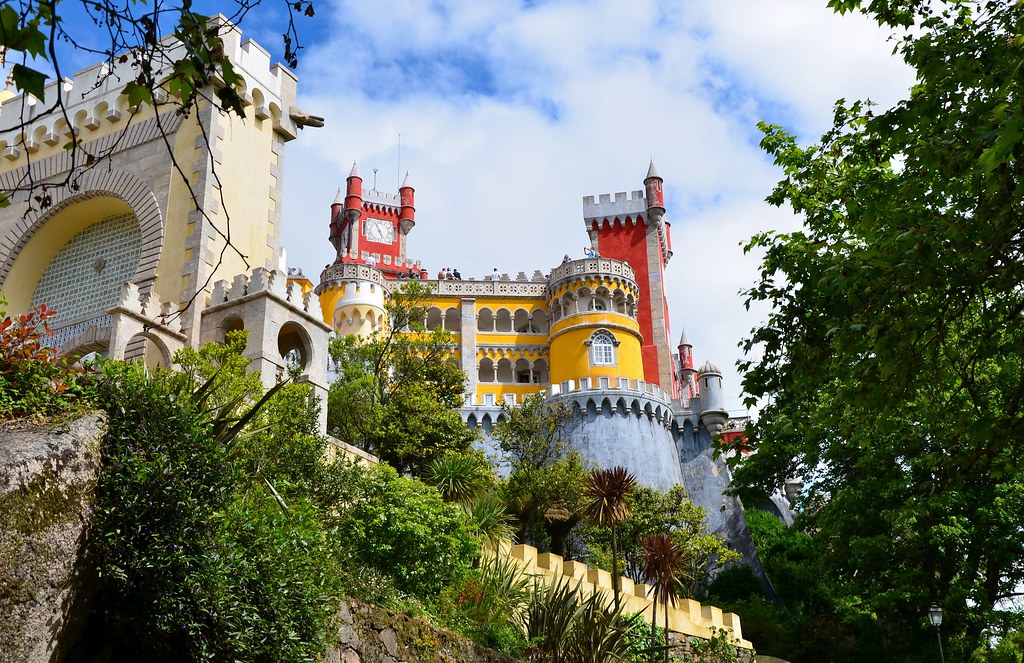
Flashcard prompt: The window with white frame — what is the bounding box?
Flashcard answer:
[587,329,618,366]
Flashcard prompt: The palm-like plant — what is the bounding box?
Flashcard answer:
[464,493,516,551]
[641,533,686,663]
[581,466,637,611]
[423,452,492,504]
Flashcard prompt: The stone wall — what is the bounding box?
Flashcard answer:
[504,542,753,650]
[327,599,519,663]
[0,414,106,663]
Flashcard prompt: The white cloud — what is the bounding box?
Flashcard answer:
[280,0,915,415]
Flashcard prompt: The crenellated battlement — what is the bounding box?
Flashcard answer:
[362,190,400,207]
[463,376,674,426]
[110,282,183,332]
[582,189,647,222]
[501,542,751,649]
[208,266,317,314]
[0,14,300,153]
[316,262,390,293]
[547,257,636,288]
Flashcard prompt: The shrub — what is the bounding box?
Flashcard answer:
[518,577,634,663]
[209,493,343,661]
[337,464,479,598]
[0,302,92,419]
[439,553,530,653]
[78,355,342,661]
[86,361,235,660]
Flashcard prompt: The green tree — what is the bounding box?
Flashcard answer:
[707,509,874,663]
[581,466,636,611]
[733,1,1024,659]
[642,533,686,663]
[493,393,591,555]
[584,485,740,598]
[327,281,475,475]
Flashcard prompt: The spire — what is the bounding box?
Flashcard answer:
[646,159,661,181]
[401,171,412,188]
[678,329,690,347]
[333,188,344,205]
[349,160,360,178]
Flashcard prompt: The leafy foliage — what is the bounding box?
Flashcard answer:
[78,342,343,661]
[424,450,496,505]
[463,493,517,551]
[706,509,872,663]
[439,552,532,654]
[582,466,637,526]
[327,281,475,474]
[422,450,514,551]
[519,578,633,663]
[584,485,739,597]
[732,1,1024,659]
[87,361,236,660]
[494,393,592,555]
[683,627,748,663]
[0,301,91,419]
[335,463,479,598]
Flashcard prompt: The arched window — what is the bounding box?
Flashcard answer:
[587,329,618,366]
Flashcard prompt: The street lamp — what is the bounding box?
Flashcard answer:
[927,603,946,663]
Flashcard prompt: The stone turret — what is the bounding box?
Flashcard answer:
[697,359,728,433]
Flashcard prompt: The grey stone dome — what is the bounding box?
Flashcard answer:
[698,360,721,376]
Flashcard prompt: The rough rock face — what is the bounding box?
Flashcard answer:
[0,414,105,663]
[326,599,521,663]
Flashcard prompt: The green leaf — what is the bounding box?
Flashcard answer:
[11,64,47,101]
[121,81,153,109]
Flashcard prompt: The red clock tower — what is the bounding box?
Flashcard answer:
[329,162,419,278]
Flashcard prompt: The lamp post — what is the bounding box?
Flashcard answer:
[928,603,946,663]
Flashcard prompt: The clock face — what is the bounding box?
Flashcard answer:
[364,218,393,244]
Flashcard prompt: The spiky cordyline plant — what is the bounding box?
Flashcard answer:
[641,533,686,663]
[518,578,632,663]
[582,466,637,611]
[477,552,532,625]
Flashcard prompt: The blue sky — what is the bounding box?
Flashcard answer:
[14,0,916,415]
